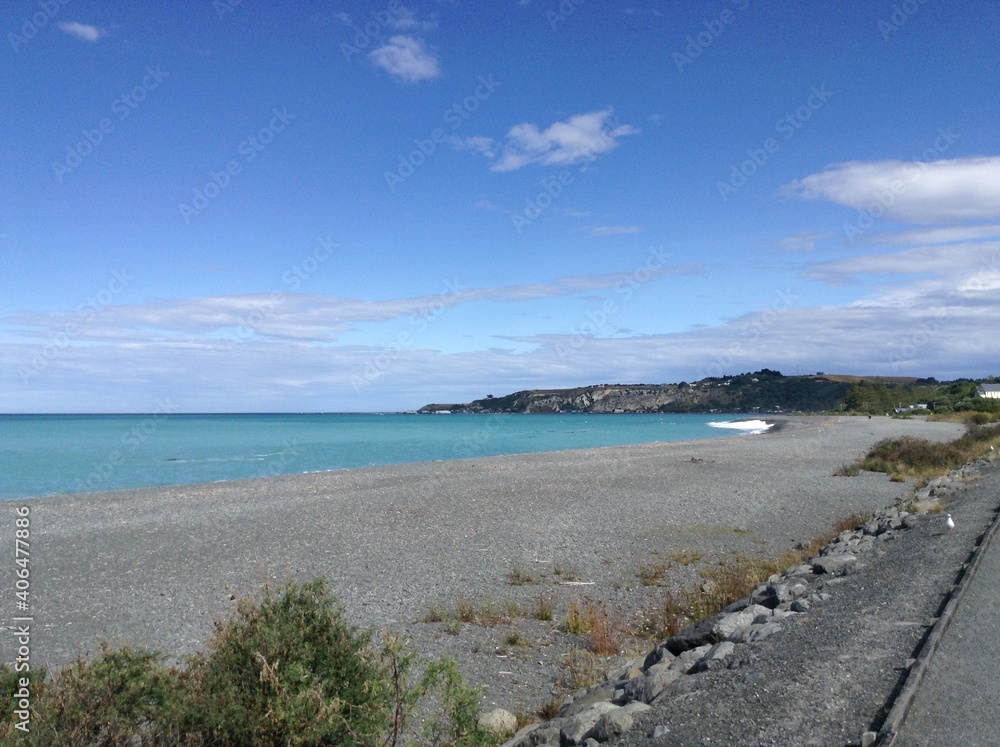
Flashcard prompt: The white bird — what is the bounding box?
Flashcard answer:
[945,513,955,530]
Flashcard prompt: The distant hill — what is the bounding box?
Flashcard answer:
[418,370,986,415]
[419,370,845,414]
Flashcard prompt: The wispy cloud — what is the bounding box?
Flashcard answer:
[5,266,700,345]
[369,36,440,83]
[451,135,496,159]
[577,225,640,237]
[870,224,1000,246]
[774,231,834,253]
[482,109,638,172]
[805,241,1000,285]
[58,22,108,43]
[780,156,1000,224]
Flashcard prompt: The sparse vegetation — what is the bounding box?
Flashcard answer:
[638,513,871,641]
[669,550,703,566]
[636,562,669,586]
[0,578,493,747]
[581,602,627,656]
[531,594,554,622]
[848,424,1000,481]
[507,564,536,586]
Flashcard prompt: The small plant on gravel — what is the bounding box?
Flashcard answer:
[560,649,602,690]
[504,629,528,648]
[833,463,861,476]
[422,602,448,623]
[531,594,554,621]
[582,601,628,656]
[507,563,537,586]
[636,561,670,586]
[552,563,579,581]
[564,601,588,635]
[455,596,479,623]
[669,549,703,566]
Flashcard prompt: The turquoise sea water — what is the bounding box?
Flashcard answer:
[0,413,751,500]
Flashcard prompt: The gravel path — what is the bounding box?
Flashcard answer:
[0,415,965,718]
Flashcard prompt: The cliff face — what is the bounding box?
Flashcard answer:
[418,372,856,414]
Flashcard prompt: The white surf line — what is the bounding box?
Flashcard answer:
[708,419,774,435]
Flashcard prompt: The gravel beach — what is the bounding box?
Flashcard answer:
[0,415,966,718]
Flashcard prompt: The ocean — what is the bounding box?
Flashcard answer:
[0,412,764,500]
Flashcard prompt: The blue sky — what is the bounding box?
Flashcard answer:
[2,0,999,412]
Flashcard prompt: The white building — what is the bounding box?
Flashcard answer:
[977,384,1000,399]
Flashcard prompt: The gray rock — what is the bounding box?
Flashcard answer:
[651,725,671,738]
[624,661,682,703]
[479,708,518,737]
[688,641,736,673]
[641,644,674,670]
[791,597,811,612]
[812,552,858,574]
[673,643,713,673]
[561,703,619,745]
[559,685,615,717]
[714,604,772,639]
[500,724,559,747]
[622,701,653,714]
[744,621,783,642]
[665,614,721,654]
[525,726,562,746]
[590,710,634,741]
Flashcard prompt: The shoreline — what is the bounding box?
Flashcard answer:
[1,415,966,714]
[8,415,795,504]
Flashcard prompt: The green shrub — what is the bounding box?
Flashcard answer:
[0,579,494,747]
[173,578,393,746]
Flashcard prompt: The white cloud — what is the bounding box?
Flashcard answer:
[7,264,999,412]
[58,22,107,42]
[488,109,639,172]
[450,135,496,159]
[806,241,1000,284]
[386,6,437,31]
[780,156,1000,223]
[5,266,699,345]
[578,225,640,237]
[368,36,440,83]
[870,224,1000,246]
[773,231,834,253]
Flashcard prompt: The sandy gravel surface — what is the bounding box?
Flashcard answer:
[0,415,965,717]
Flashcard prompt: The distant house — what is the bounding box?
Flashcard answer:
[978,384,1000,399]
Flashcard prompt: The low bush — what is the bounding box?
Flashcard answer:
[0,579,493,747]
